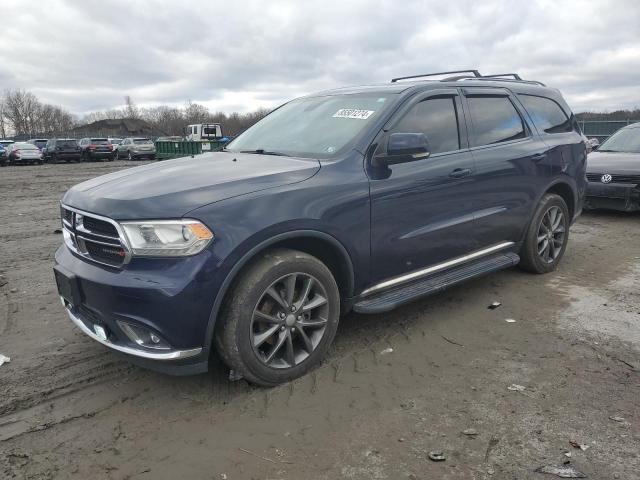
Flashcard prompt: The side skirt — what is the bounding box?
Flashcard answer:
[353,252,520,314]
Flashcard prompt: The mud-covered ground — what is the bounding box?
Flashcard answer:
[0,161,638,480]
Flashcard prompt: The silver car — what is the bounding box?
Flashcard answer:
[117,137,156,160]
[7,142,43,165]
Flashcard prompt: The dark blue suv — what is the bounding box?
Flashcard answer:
[54,70,587,385]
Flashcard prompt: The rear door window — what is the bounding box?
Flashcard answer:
[392,96,461,154]
[518,94,573,134]
[466,95,526,147]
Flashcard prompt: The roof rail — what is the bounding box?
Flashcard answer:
[462,77,546,87]
[390,70,546,87]
[482,73,522,80]
[391,70,481,83]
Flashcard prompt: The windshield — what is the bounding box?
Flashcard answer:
[133,138,152,144]
[226,93,395,158]
[599,128,640,153]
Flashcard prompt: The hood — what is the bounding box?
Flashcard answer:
[587,151,640,174]
[63,151,320,219]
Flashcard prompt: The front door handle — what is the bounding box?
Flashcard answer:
[531,153,547,162]
[449,168,472,178]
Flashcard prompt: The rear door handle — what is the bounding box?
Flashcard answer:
[531,153,547,162]
[449,168,472,178]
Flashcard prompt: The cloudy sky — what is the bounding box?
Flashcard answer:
[1,0,639,116]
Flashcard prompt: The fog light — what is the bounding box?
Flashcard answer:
[117,321,170,350]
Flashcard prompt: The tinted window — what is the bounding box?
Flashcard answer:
[519,94,572,134]
[133,138,152,144]
[56,139,77,147]
[393,97,460,154]
[467,96,526,146]
[203,126,219,136]
[90,138,109,145]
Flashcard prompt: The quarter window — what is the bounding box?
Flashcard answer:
[393,97,460,154]
[518,94,573,134]
[467,96,526,147]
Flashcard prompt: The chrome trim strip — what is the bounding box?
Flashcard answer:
[64,303,202,360]
[360,242,515,297]
[60,203,132,266]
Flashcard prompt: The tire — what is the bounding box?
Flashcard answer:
[519,193,570,274]
[149,155,156,161]
[215,248,340,386]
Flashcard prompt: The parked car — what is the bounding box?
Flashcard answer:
[27,138,49,151]
[54,70,586,385]
[116,137,156,160]
[43,138,82,163]
[108,138,123,159]
[0,144,7,166]
[0,139,15,150]
[585,122,640,211]
[6,142,43,165]
[78,138,114,162]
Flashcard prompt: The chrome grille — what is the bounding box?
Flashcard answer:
[60,205,130,267]
[587,173,640,185]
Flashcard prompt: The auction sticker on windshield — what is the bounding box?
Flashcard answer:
[333,109,375,120]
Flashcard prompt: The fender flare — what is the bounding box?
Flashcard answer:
[201,229,355,358]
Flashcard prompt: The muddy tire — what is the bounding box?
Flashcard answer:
[519,193,570,274]
[215,248,340,386]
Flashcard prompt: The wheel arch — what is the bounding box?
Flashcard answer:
[545,180,576,219]
[202,230,355,358]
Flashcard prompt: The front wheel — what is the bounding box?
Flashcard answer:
[215,249,340,386]
[519,193,570,273]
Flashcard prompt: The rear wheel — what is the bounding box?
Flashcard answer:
[215,249,340,386]
[519,193,569,273]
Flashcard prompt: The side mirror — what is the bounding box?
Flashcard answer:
[373,132,431,167]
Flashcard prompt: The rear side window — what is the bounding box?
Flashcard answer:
[393,97,460,154]
[518,94,573,134]
[467,96,526,147]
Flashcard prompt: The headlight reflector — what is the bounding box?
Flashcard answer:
[120,220,213,256]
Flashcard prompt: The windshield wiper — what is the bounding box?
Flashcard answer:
[240,149,289,157]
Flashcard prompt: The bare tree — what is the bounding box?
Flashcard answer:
[124,95,139,119]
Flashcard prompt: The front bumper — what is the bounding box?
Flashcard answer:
[585,181,640,212]
[54,244,224,374]
[63,301,202,360]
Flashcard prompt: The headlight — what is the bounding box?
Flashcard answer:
[120,220,213,257]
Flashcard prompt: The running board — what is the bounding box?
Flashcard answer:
[353,252,520,314]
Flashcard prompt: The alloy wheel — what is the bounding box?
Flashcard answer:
[537,206,565,263]
[250,273,329,369]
